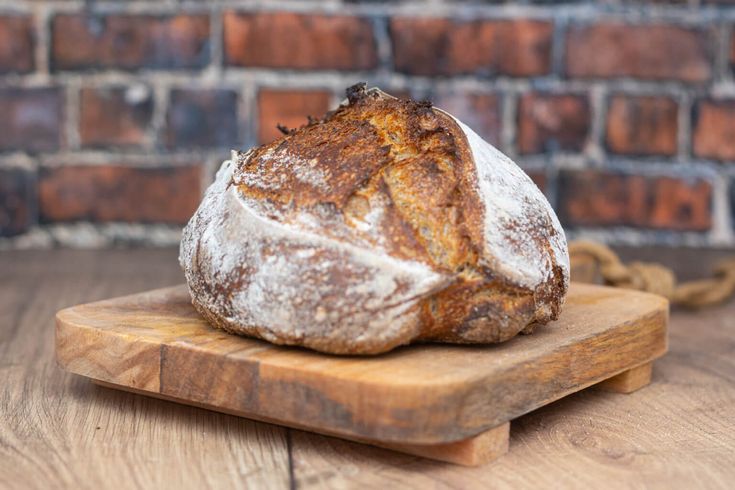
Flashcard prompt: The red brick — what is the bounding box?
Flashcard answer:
[433,93,501,146]
[391,18,552,77]
[606,95,678,156]
[0,168,36,237]
[257,89,331,144]
[51,14,210,71]
[0,88,63,152]
[692,100,735,161]
[0,15,34,74]
[517,93,590,154]
[648,177,712,230]
[39,165,203,224]
[166,89,239,149]
[80,86,153,148]
[224,12,377,71]
[558,170,712,231]
[566,23,711,82]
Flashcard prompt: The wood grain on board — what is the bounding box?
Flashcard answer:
[56,282,667,448]
[89,379,512,467]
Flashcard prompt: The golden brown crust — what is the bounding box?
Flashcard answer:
[235,85,485,271]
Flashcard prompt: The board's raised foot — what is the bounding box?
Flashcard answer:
[596,362,653,394]
[373,422,510,466]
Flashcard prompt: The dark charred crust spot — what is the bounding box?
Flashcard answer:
[276,123,291,135]
[346,82,368,104]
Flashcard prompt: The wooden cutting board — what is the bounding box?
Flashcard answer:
[55,282,668,466]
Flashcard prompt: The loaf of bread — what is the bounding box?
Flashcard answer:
[179,84,569,355]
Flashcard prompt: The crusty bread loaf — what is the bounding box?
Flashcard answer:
[179,84,569,355]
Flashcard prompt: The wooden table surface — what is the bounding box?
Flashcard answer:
[1,248,734,489]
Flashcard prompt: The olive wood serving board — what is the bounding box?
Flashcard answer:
[55,283,668,466]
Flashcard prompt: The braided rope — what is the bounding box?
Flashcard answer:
[569,241,735,308]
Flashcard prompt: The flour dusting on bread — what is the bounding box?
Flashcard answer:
[452,117,569,289]
[180,158,450,353]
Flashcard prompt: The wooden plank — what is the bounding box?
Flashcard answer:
[56,282,668,446]
[0,249,291,490]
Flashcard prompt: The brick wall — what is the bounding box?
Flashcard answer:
[1,0,734,249]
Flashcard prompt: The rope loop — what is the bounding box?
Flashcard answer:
[569,241,735,308]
